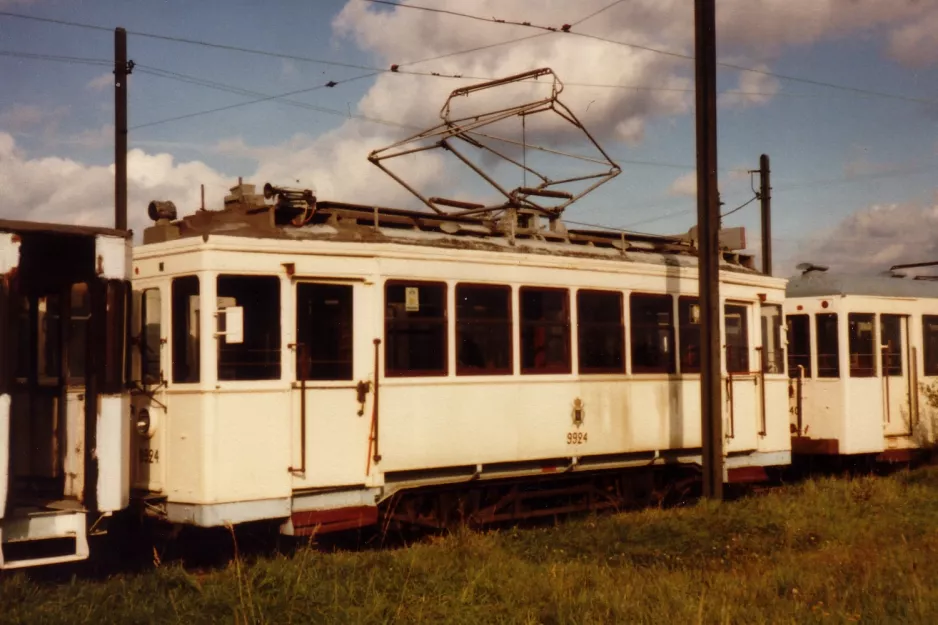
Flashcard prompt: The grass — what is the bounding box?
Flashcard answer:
[5,468,938,623]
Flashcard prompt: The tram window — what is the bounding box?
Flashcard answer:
[725,303,750,374]
[520,287,570,374]
[456,284,511,375]
[924,315,938,376]
[880,314,903,377]
[385,281,447,377]
[577,290,624,374]
[217,275,281,381]
[847,313,875,377]
[630,293,675,374]
[140,288,162,385]
[67,283,90,383]
[761,304,785,374]
[12,296,30,380]
[171,275,200,383]
[296,283,353,381]
[0,281,6,394]
[786,314,811,378]
[817,313,841,378]
[678,296,701,374]
[103,280,128,392]
[37,294,61,384]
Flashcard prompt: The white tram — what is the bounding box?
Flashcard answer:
[127,182,791,536]
[785,266,938,462]
[0,219,131,569]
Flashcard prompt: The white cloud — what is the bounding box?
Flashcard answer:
[789,197,938,275]
[719,65,780,108]
[0,104,45,130]
[86,73,113,92]
[0,131,233,237]
[668,172,697,197]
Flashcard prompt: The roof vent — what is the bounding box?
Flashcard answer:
[796,262,829,276]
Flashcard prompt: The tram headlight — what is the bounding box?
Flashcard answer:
[136,408,152,437]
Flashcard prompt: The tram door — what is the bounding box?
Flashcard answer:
[724,302,758,451]
[291,281,372,489]
[881,314,913,437]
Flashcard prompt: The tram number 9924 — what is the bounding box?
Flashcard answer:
[138,448,160,464]
[567,431,588,445]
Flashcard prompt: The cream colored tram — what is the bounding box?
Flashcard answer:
[128,182,790,536]
[785,267,938,463]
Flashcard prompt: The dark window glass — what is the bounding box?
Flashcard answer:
[761,304,785,374]
[520,287,571,374]
[13,295,29,380]
[296,283,353,381]
[817,313,840,378]
[880,314,903,377]
[67,283,89,383]
[456,284,511,375]
[217,275,281,381]
[577,290,624,374]
[0,280,7,394]
[725,303,750,374]
[678,296,701,374]
[630,293,674,374]
[103,280,128,392]
[847,313,875,378]
[140,288,162,385]
[385,281,447,376]
[171,275,200,383]
[924,315,938,376]
[786,314,811,378]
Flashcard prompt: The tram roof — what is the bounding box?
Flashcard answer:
[787,270,938,299]
[0,218,130,239]
[140,187,763,275]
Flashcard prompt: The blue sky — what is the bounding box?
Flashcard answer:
[2,0,937,275]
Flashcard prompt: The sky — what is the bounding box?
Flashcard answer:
[1,0,937,277]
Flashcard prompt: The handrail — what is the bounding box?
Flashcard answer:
[289,342,307,476]
[366,338,382,476]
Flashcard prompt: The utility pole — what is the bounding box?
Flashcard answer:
[694,0,723,500]
[114,27,133,232]
[759,154,772,275]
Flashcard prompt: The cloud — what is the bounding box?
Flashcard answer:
[668,172,697,197]
[789,197,938,275]
[887,9,938,67]
[0,131,233,236]
[86,73,113,92]
[719,65,780,108]
[0,104,45,130]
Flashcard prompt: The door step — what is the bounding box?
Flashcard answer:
[0,509,90,569]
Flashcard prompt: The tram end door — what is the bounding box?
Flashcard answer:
[130,286,167,494]
[882,314,914,439]
[723,302,759,453]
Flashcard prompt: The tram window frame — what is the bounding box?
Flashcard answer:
[171,275,201,384]
[847,312,876,378]
[296,282,354,381]
[139,288,163,385]
[880,314,903,377]
[456,283,512,376]
[924,315,938,377]
[217,275,282,382]
[385,280,448,377]
[725,303,750,374]
[520,286,571,375]
[761,304,785,374]
[630,293,675,375]
[786,314,811,378]
[102,280,129,393]
[816,313,841,378]
[678,296,701,374]
[576,289,625,374]
[67,283,90,384]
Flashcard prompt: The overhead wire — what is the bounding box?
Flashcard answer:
[358,0,938,107]
[0,49,111,66]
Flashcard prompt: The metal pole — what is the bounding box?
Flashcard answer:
[695,0,723,500]
[114,27,129,231]
[760,154,772,275]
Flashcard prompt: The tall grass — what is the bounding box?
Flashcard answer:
[4,468,938,623]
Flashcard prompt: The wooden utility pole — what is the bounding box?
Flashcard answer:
[114,27,132,231]
[694,0,723,500]
[760,154,772,275]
